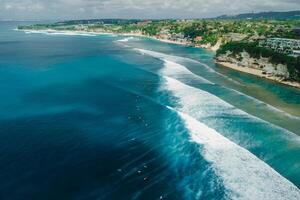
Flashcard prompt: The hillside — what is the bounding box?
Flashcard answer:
[216,10,300,20]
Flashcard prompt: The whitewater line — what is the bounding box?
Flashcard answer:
[172,106,300,200]
[17,29,116,37]
[227,87,300,121]
[159,55,300,198]
[116,37,137,42]
[136,48,300,122]
[135,48,214,85]
[107,76,300,198]
[134,48,243,85]
[163,75,300,140]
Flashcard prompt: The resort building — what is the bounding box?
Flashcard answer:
[194,36,203,42]
[259,38,300,55]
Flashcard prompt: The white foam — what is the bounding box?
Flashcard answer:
[135,48,300,197]
[135,48,213,84]
[163,76,300,198]
[20,29,110,37]
[162,60,214,84]
[135,48,169,59]
[164,76,247,119]
[228,87,300,120]
[174,108,300,200]
[137,48,300,121]
[117,37,136,42]
[164,76,300,140]
[135,48,243,85]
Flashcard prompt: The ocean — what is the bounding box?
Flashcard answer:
[0,22,299,199]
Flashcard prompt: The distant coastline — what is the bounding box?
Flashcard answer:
[17,28,300,89]
[18,28,116,36]
[17,28,219,51]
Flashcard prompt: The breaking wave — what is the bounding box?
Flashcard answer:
[136,48,300,123]
[117,37,138,42]
[136,48,213,85]
[171,105,300,200]
[151,47,300,198]
[135,48,242,85]
[19,29,101,37]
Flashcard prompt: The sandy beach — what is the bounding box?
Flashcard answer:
[217,61,300,89]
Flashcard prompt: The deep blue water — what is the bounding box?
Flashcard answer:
[0,22,300,200]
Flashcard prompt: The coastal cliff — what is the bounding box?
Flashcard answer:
[17,20,300,88]
[216,42,300,88]
[217,51,290,78]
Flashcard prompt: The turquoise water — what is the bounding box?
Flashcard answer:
[0,22,299,199]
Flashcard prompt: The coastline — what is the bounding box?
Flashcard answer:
[112,32,192,46]
[15,26,300,128]
[18,28,117,36]
[17,28,215,51]
[216,61,300,89]
[18,28,300,89]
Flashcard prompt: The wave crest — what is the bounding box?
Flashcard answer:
[175,107,300,200]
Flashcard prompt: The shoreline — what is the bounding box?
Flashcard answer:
[18,28,300,89]
[216,61,300,89]
[17,28,216,51]
[111,32,192,46]
[18,28,117,36]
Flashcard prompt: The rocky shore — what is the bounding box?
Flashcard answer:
[216,52,300,89]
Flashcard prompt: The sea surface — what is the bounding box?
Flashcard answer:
[0,22,300,200]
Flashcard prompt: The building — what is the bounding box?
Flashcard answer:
[194,36,203,42]
[259,38,300,55]
[292,50,300,57]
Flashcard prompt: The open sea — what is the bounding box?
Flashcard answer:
[0,21,300,200]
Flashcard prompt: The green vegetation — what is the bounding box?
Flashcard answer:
[216,10,300,20]
[18,19,300,41]
[18,19,300,46]
[217,41,300,81]
[18,17,300,82]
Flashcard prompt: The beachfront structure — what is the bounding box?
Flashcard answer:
[194,36,203,42]
[155,29,191,44]
[259,38,300,55]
